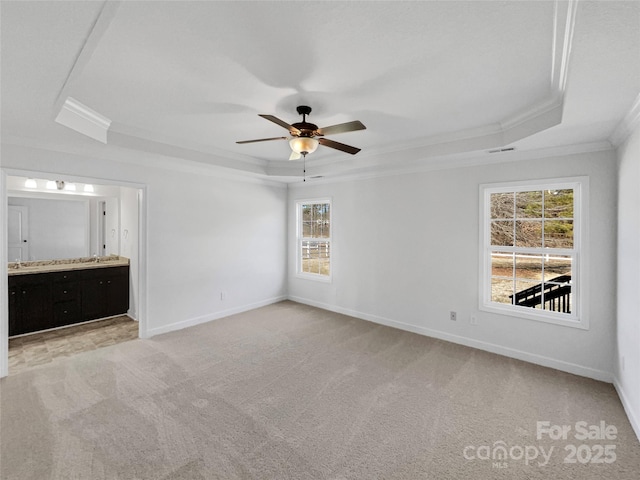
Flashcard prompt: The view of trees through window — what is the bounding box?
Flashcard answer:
[300,202,330,276]
[489,188,574,313]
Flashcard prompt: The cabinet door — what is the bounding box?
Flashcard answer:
[8,286,18,336]
[81,276,108,321]
[16,281,53,334]
[106,269,129,316]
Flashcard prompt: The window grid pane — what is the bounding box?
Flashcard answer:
[491,220,514,246]
[515,191,542,218]
[515,220,542,248]
[491,193,514,219]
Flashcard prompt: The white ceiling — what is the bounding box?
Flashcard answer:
[1,1,639,181]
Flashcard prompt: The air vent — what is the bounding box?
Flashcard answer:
[488,147,516,154]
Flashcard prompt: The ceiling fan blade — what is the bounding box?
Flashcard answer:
[289,151,302,161]
[236,136,288,144]
[319,137,361,155]
[316,120,366,136]
[259,114,301,134]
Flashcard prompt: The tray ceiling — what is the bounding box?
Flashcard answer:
[1,1,638,181]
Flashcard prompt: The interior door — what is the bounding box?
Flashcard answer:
[98,200,106,256]
[8,205,29,261]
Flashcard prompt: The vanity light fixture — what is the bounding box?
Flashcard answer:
[46,181,57,190]
[83,184,94,193]
[24,178,37,188]
[64,183,76,191]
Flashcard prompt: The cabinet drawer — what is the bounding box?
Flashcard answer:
[50,270,79,283]
[53,282,79,302]
[80,266,129,279]
[53,301,81,326]
[9,272,50,288]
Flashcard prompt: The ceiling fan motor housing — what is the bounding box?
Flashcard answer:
[291,122,318,137]
[293,106,317,137]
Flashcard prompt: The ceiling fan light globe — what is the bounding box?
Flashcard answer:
[289,136,319,156]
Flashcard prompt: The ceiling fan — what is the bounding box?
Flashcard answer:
[236,105,366,160]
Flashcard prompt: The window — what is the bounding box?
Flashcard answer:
[296,199,331,280]
[480,177,587,329]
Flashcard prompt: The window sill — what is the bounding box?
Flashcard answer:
[295,272,332,283]
[479,302,588,330]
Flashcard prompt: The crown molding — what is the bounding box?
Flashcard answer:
[54,97,111,143]
[53,1,123,114]
[0,136,287,189]
[609,93,640,147]
[285,140,614,187]
[551,0,579,95]
[108,122,267,168]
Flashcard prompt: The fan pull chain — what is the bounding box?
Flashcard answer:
[303,154,306,182]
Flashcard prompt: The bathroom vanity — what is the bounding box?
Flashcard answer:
[8,256,129,336]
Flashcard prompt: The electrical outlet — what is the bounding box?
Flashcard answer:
[220,291,227,301]
[470,315,477,326]
[450,311,457,321]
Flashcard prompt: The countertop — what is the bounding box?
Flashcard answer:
[8,256,129,276]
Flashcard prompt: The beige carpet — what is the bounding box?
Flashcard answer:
[1,301,638,479]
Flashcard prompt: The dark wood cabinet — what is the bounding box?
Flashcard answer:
[8,273,53,336]
[81,266,129,322]
[8,265,129,336]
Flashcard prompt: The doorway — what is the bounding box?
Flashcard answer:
[1,170,147,378]
[98,200,107,257]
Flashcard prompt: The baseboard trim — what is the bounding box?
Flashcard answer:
[147,295,287,337]
[613,378,640,442]
[288,295,613,383]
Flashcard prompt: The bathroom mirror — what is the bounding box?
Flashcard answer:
[8,195,91,261]
[6,176,122,263]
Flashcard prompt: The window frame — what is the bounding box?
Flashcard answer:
[479,177,589,329]
[296,198,332,283]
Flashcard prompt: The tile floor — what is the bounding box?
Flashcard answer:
[8,316,138,375]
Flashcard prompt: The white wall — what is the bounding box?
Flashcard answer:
[8,196,89,260]
[616,124,640,439]
[120,186,139,319]
[1,144,288,339]
[289,149,618,381]
[143,168,287,335]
